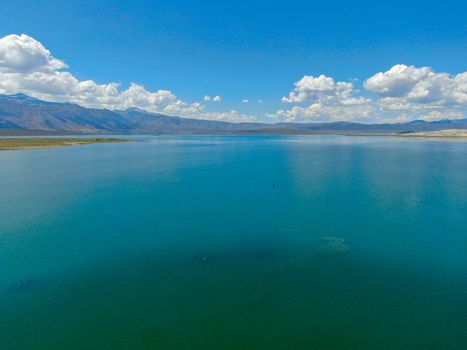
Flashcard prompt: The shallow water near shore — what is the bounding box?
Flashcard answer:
[1,135,467,349]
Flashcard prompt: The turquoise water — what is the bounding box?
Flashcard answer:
[1,135,467,350]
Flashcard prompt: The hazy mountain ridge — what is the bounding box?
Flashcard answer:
[1,94,466,134]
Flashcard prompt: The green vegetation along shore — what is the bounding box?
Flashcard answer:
[0,138,127,150]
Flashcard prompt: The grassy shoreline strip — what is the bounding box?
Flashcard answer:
[0,138,128,150]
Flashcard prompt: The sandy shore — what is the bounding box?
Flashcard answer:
[392,129,467,138]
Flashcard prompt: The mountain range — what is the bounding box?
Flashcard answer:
[1,93,466,135]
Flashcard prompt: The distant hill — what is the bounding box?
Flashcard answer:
[0,94,259,134]
[0,94,134,133]
[1,93,466,134]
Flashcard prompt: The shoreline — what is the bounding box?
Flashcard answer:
[0,138,128,151]
[390,129,467,138]
[2,130,467,151]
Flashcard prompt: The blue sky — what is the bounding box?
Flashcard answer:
[0,0,465,122]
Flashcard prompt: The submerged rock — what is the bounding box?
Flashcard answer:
[7,278,39,293]
[319,236,350,255]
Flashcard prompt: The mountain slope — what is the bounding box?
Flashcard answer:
[0,94,466,134]
[0,94,256,133]
[0,94,135,132]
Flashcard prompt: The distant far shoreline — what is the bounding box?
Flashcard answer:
[0,138,128,151]
[391,129,467,138]
[2,130,467,151]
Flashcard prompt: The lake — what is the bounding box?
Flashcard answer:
[1,135,467,349]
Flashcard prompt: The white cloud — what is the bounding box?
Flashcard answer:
[281,74,368,105]
[242,99,249,103]
[196,110,255,122]
[271,65,466,123]
[272,74,373,122]
[203,95,221,103]
[417,110,465,122]
[258,99,263,103]
[269,103,374,123]
[377,114,413,124]
[365,64,467,106]
[269,103,323,122]
[0,34,204,116]
[0,34,67,73]
[364,65,432,97]
[362,65,467,122]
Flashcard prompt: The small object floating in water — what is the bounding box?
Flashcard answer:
[319,236,350,255]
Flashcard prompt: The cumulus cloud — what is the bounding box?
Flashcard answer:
[270,65,466,123]
[365,64,467,107]
[203,95,211,102]
[417,110,465,122]
[269,103,374,123]
[242,99,249,103]
[364,65,432,97]
[282,74,369,105]
[272,74,373,122]
[196,110,255,122]
[212,95,221,103]
[0,34,206,116]
[0,34,67,73]
[361,65,467,121]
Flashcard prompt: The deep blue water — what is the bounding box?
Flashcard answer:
[1,135,467,349]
